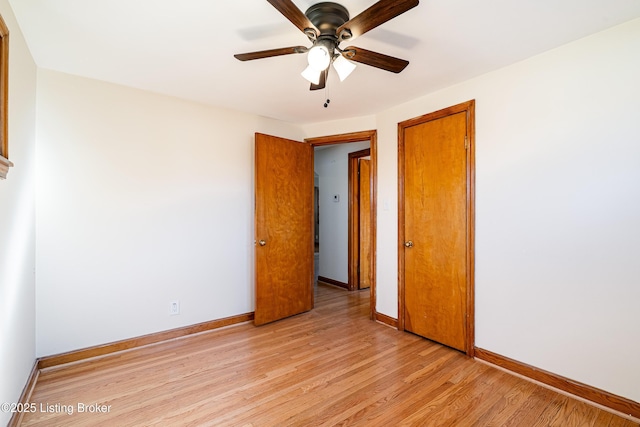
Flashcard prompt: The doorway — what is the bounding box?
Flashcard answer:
[398,101,475,356]
[254,130,377,325]
[348,149,371,291]
[307,130,377,320]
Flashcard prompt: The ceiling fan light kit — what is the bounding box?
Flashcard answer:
[235,0,419,95]
[333,54,356,81]
[301,38,354,84]
[301,64,322,85]
[307,40,332,71]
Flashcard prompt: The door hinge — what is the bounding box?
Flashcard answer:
[465,136,469,150]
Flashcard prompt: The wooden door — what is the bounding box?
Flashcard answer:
[359,159,371,290]
[255,133,314,325]
[399,101,474,354]
[348,147,371,292]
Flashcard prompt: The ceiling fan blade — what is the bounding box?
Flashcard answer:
[234,46,308,61]
[337,0,419,40]
[310,68,328,91]
[267,0,318,37]
[342,46,409,73]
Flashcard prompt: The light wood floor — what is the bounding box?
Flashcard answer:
[20,283,638,426]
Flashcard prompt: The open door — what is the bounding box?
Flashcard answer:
[255,133,314,325]
[348,148,371,291]
[359,158,371,290]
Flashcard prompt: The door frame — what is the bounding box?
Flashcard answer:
[306,130,377,321]
[348,148,371,291]
[397,100,476,356]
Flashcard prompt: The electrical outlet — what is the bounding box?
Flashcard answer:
[169,300,180,316]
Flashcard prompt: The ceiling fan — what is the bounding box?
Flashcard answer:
[234,0,419,90]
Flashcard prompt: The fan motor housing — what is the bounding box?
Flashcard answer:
[305,2,350,36]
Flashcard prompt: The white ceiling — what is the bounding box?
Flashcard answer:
[9,0,640,124]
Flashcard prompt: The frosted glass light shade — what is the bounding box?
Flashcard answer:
[333,55,356,81]
[301,65,321,85]
[307,45,331,71]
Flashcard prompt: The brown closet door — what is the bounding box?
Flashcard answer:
[402,111,468,351]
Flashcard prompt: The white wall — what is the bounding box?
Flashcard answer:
[0,2,37,425]
[314,141,369,283]
[305,18,640,403]
[35,69,304,357]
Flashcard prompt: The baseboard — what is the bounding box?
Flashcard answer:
[375,312,398,328]
[8,361,40,427]
[474,347,640,420]
[38,312,254,369]
[318,276,349,290]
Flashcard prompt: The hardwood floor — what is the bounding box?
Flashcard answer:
[20,284,638,426]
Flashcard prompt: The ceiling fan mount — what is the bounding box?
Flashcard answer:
[234,0,419,91]
[304,2,350,39]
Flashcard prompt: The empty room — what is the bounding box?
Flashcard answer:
[1,0,639,425]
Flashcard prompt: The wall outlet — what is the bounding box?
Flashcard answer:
[169,300,180,316]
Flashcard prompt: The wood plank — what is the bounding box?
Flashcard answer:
[374,312,398,328]
[317,276,348,290]
[475,347,640,420]
[7,362,40,427]
[19,284,638,426]
[37,313,254,369]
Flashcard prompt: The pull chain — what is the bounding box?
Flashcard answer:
[323,77,330,108]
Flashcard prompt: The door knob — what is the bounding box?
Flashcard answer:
[259,240,267,246]
[404,240,414,248]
